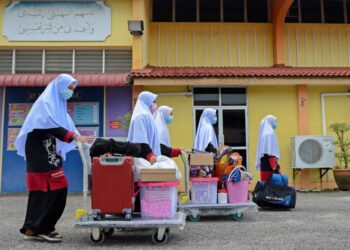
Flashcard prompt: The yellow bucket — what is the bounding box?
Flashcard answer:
[75,208,88,221]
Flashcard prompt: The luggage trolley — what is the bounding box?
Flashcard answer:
[75,142,186,245]
[178,150,257,222]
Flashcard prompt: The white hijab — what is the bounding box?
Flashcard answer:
[194,108,218,151]
[14,74,79,160]
[154,105,173,147]
[255,115,280,170]
[127,91,161,156]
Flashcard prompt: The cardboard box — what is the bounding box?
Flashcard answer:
[140,168,177,182]
[189,153,214,166]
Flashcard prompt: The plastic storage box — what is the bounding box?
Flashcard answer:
[138,181,179,219]
[191,177,218,204]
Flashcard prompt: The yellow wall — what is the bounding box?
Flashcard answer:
[306,86,350,187]
[0,0,132,47]
[149,23,273,67]
[144,86,194,192]
[285,24,350,67]
[142,85,350,190]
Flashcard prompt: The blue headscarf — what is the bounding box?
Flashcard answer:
[127,91,161,156]
[154,105,173,147]
[14,74,79,160]
[194,108,218,151]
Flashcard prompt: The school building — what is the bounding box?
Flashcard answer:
[1,0,350,193]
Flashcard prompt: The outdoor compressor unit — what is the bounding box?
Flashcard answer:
[291,136,335,169]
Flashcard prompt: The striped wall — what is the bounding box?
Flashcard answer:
[149,23,274,67]
[285,24,350,67]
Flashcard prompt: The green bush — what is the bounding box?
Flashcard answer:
[329,122,350,169]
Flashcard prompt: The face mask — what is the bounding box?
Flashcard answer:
[166,115,173,124]
[151,103,158,114]
[272,122,277,129]
[212,116,218,125]
[59,88,73,100]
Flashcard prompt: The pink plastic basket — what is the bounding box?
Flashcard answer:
[138,181,179,218]
[227,179,249,203]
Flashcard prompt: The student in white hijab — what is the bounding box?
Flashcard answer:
[15,74,88,242]
[194,108,219,152]
[255,115,281,182]
[127,91,160,163]
[153,105,181,158]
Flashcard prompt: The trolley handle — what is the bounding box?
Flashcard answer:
[99,154,125,166]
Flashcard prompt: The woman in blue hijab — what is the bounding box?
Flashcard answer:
[154,105,181,158]
[127,91,160,164]
[15,74,88,242]
[194,108,219,152]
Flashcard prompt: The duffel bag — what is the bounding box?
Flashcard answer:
[252,181,296,209]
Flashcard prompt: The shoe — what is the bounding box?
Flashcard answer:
[49,231,63,239]
[23,234,43,241]
[38,234,62,242]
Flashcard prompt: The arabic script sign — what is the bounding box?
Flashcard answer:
[3,1,111,41]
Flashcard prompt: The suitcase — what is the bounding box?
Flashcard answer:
[91,155,134,219]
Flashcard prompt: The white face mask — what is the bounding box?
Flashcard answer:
[59,88,73,100]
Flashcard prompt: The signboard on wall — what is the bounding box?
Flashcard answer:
[3,1,111,41]
[67,102,99,125]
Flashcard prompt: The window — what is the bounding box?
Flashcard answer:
[176,0,196,22]
[0,50,12,73]
[223,0,244,22]
[15,50,42,73]
[153,0,172,22]
[247,0,268,22]
[324,0,344,23]
[45,50,72,73]
[193,87,248,166]
[221,88,246,106]
[300,0,322,23]
[347,0,350,23]
[0,49,131,74]
[75,50,103,73]
[285,0,300,23]
[200,0,220,22]
[193,88,219,106]
[105,50,132,73]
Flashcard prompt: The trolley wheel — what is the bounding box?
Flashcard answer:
[232,213,244,221]
[152,231,169,245]
[103,228,114,236]
[89,232,105,245]
[189,214,201,222]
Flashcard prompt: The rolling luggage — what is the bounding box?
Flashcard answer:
[91,155,134,219]
[252,180,296,209]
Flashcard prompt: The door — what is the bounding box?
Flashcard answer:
[193,87,248,167]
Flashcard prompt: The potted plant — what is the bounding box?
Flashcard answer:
[329,122,350,191]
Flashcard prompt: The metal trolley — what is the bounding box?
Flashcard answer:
[178,150,257,222]
[75,142,186,245]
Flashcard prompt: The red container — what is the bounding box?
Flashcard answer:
[91,156,134,215]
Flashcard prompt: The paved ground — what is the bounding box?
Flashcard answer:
[0,191,349,250]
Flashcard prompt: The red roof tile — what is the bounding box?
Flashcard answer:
[131,67,350,78]
[0,73,129,86]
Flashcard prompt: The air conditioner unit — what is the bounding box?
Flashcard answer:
[291,136,335,169]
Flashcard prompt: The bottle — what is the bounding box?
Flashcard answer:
[218,189,228,204]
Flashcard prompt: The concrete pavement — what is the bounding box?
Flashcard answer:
[0,191,349,250]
